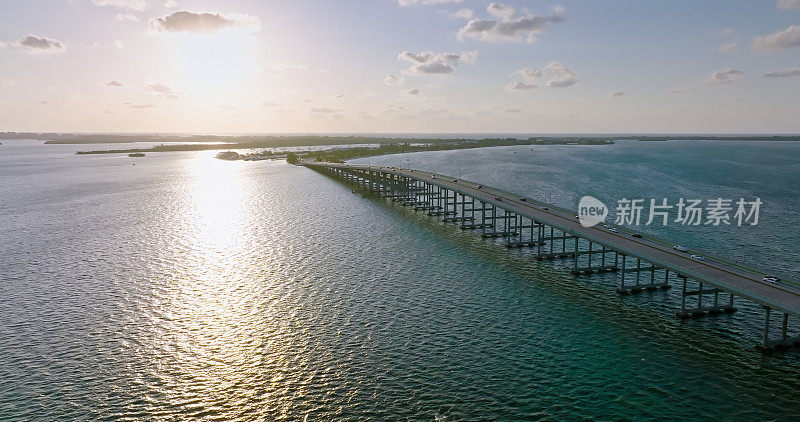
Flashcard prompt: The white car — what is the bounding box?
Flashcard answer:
[673,245,689,252]
[608,227,619,233]
[690,254,705,261]
[762,276,780,284]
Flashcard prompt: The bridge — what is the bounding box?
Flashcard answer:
[303,161,800,350]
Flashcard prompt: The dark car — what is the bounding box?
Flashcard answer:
[632,233,643,238]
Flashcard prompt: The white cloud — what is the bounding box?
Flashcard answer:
[146,83,180,99]
[149,10,261,34]
[702,68,743,85]
[262,101,280,106]
[717,41,738,53]
[115,13,139,22]
[777,0,800,9]
[511,67,542,83]
[452,9,474,19]
[164,0,178,7]
[398,51,477,75]
[752,25,800,52]
[384,74,404,85]
[608,91,626,97]
[505,81,537,91]
[92,0,149,11]
[544,62,579,87]
[407,88,420,94]
[114,40,126,49]
[2,35,66,53]
[487,3,515,19]
[310,107,340,113]
[506,62,578,90]
[106,80,123,87]
[0,77,15,87]
[764,68,800,78]
[129,103,154,109]
[457,3,565,44]
[398,0,462,6]
[271,63,307,71]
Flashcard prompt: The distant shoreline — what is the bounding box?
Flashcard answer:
[72,136,613,155]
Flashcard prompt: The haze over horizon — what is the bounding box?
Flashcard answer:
[1,0,800,134]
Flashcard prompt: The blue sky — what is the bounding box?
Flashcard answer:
[0,0,798,133]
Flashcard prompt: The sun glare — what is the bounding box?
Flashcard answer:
[169,32,257,101]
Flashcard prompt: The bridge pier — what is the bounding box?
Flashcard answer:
[677,276,735,319]
[759,308,800,350]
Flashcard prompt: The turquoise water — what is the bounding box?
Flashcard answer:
[2,139,800,419]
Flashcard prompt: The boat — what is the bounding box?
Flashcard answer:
[128,152,145,157]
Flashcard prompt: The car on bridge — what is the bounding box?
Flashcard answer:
[763,276,780,284]
[674,245,689,252]
[691,254,705,261]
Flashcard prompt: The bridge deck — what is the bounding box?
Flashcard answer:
[305,162,800,318]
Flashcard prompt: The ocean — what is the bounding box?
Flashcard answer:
[1,138,799,419]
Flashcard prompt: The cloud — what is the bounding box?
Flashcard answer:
[36,100,49,105]
[544,62,579,87]
[511,67,542,83]
[717,41,738,52]
[261,101,279,106]
[702,68,743,85]
[114,40,126,49]
[384,74,404,86]
[106,80,123,87]
[457,3,565,44]
[608,91,626,97]
[129,103,154,109]
[720,28,735,36]
[149,10,261,34]
[115,13,139,22]
[0,77,15,87]
[777,0,800,9]
[217,104,236,110]
[764,68,800,78]
[310,107,340,113]
[398,0,463,5]
[271,63,307,71]
[505,81,537,91]
[4,35,66,53]
[92,0,149,11]
[146,83,180,99]
[452,9,474,19]
[164,0,178,7]
[487,3,515,19]
[505,108,522,113]
[398,51,477,75]
[407,88,420,94]
[506,62,578,90]
[752,25,800,52]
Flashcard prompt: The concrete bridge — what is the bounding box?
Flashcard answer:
[303,161,800,350]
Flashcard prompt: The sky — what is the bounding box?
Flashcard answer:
[0,0,799,134]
